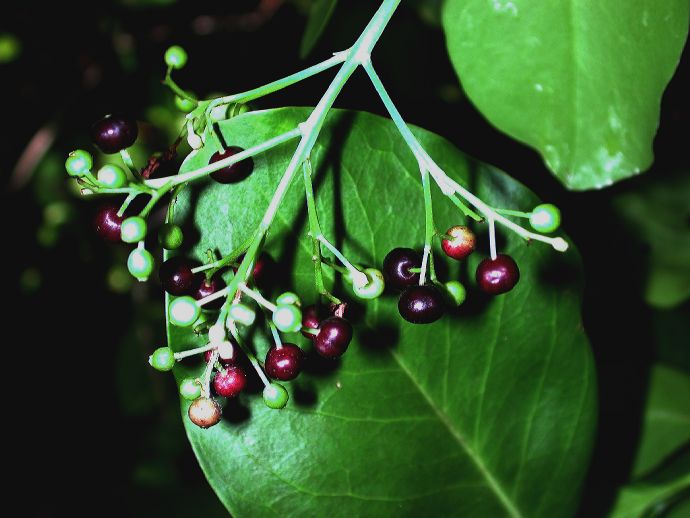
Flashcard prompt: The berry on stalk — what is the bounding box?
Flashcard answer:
[209,146,253,184]
[529,204,561,233]
[159,256,195,296]
[120,216,147,243]
[65,149,93,177]
[383,248,421,290]
[158,223,184,250]
[149,346,176,371]
[194,274,227,310]
[314,317,352,358]
[188,397,222,428]
[398,285,445,324]
[441,225,476,260]
[263,383,289,409]
[127,248,154,281]
[93,204,124,242]
[169,296,201,327]
[265,344,304,381]
[476,254,520,295]
[91,114,138,154]
[213,366,246,398]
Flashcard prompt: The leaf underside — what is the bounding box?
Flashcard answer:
[167,108,596,517]
[442,0,689,190]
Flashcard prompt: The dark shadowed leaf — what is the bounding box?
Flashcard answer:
[300,0,339,58]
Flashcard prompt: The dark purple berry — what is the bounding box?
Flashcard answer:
[188,397,222,428]
[91,114,138,154]
[93,204,124,243]
[194,274,227,310]
[398,285,445,324]
[476,254,520,295]
[234,252,275,289]
[314,317,352,359]
[265,343,304,381]
[301,304,325,340]
[209,146,253,184]
[213,366,246,398]
[159,257,195,296]
[383,248,421,290]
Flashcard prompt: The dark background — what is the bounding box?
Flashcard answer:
[4,1,688,516]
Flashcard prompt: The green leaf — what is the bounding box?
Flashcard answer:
[168,108,596,516]
[633,365,690,478]
[442,1,689,190]
[300,0,339,59]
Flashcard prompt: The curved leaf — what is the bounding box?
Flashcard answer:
[168,108,596,516]
[300,0,339,59]
[442,0,689,190]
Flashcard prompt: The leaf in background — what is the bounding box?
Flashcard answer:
[299,0,339,59]
[442,0,689,191]
[632,365,690,478]
[168,108,596,516]
[614,171,690,309]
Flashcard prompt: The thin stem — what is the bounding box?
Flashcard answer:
[164,69,197,103]
[201,350,218,397]
[197,286,231,307]
[449,195,483,222]
[238,283,277,312]
[421,167,437,283]
[139,181,173,218]
[174,342,217,361]
[118,192,138,217]
[494,208,531,218]
[120,149,137,174]
[227,321,270,387]
[317,235,367,287]
[488,216,497,260]
[268,320,283,350]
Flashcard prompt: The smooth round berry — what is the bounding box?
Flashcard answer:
[314,317,352,358]
[265,344,304,381]
[213,366,246,398]
[352,268,385,299]
[383,248,421,290]
[159,257,195,296]
[476,255,520,295]
[174,95,196,112]
[96,164,127,188]
[441,225,476,260]
[228,303,256,326]
[194,274,227,310]
[263,383,289,409]
[209,146,253,184]
[273,304,302,333]
[188,397,222,428]
[398,285,445,324]
[530,204,561,233]
[65,149,93,177]
[179,377,202,400]
[276,291,300,306]
[91,114,138,154]
[169,296,201,327]
[164,45,187,69]
[127,248,154,281]
[149,346,175,371]
[93,204,124,242]
[120,216,147,243]
[158,223,184,250]
[444,280,467,306]
[301,304,325,339]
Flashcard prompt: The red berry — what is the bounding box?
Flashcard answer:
[194,274,227,310]
[209,146,253,184]
[265,343,304,381]
[93,204,124,243]
[301,304,325,340]
[383,248,421,290]
[159,257,196,296]
[314,317,352,359]
[188,397,222,428]
[213,366,246,398]
[398,285,445,324]
[441,225,476,260]
[476,254,520,295]
[91,114,138,154]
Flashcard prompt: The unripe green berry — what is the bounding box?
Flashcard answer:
[121,216,147,243]
[97,164,127,188]
[169,296,201,327]
[164,45,187,69]
[276,292,300,306]
[352,268,385,299]
[179,377,202,400]
[263,383,289,409]
[158,223,184,250]
[149,346,176,371]
[272,304,302,333]
[228,303,256,326]
[444,280,467,306]
[127,248,154,281]
[529,204,561,233]
[65,149,93,177]
[174,95,196,112]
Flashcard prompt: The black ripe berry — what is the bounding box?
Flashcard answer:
[188,397,222,428]
[476,254,520,295]
[383,248,421,290]
[194,274,227,310]
[314,317,352,359]
[213,366,247,398]
[91,114,138,154]
[93,204,124,242]
[265,343,304,381]
[398,285,445,324]
[159,257,196,296]
[209,146,253,184]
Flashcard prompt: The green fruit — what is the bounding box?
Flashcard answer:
[121,216,148,243]
[352,268,385,299]
[127,248,154,281]
[96,164,127,188]
[169,296,201,327]
[164,45,187,69]
[228,303,256,326]
[444,280,467,306]
[65,149,93,177]
[263,383,289,409]
[174,95,196,112]
[276,292,300,306]
[179,377,202,400]
[150,347,175,371]
[272,304,302,333]
[529,203,561,233]
[158,223,184,250]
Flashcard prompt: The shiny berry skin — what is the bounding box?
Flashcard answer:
[263,383,289,409]
[127,248,155,281]
[120,216,147,243]
[314,317,352,359]
[65,149,93,177]
[301,304,324,339]
[398,285,445,324]
[213,366,246,398]
[93,204,124,242]
[149,346,176,371]
[209,146,253,184]
[164,45,188,69]
[383,248,421,290]
[169,296,201,327]
[179,377,202,400]
[97,164,127,188]
[188,397,222,428]
[234,252,275,288]
[158,223,184,250]
[441,225,476,260]
[159,257,195,295]
[91,114,138,154]
[265,344,304,381]
[194,275,226,310]
[476,254,520,295]
[530,204,561,233]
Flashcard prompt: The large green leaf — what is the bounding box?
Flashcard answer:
[168,108,596,516]
[442,0,689,190]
